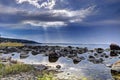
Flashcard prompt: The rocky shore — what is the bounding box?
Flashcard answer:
[0,43,120,80]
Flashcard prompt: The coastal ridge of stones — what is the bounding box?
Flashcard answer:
[0,43,120,72]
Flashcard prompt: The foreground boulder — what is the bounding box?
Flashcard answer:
[111,60,120,80]
[111,60,120,72]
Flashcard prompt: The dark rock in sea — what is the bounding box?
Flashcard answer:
[31,51,39,55]
[20,51,29,59]
[48,52,59,63]
[67,52,77,58]
[109,44,120,56]
[79,56,85,60]
[88,55,95,59]
[96,48,104,53]
[110,43,120,50]
[77,47,88,54]
[73,57,82,64]
[94,53,98,57]
[56,65,61,69]
[100,53,106,58]
[89,50,94,53]
[91,58,104,64]
[105,55,109,58]
[110,51,118,57]
[12,53,15,56]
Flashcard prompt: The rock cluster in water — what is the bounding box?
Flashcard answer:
[1,43,120,80]
[0,43,119,64]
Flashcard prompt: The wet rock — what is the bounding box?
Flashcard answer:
[90,58,104,64]
[20,51,29,59]
[111,70,120,80]
[48,52,59,63]
[94,53,98,57]
[11,53,15,56]
[111,60,120,80]
[110,51,118,57]
[110,43,120,50]
[78,48,86,54]
[67,53,77,58]
[73,57,82,64]
[31,51,39,55]
[95,58,104,64]
[105,55,109,58]
[100,53,107,58]
[96,48,104,53]
[56,65,61,69]
[110,44,120,57]
[79,56,85,60]
[89,50,94,53]
[88,55,95,59]
[112,60,120,72]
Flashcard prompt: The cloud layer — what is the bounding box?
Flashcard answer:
[0,3,95,27]
[16,0,56,9]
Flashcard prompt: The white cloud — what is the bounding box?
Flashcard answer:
[23,21,67,27]
[0,2,95,28]
[16,0,56,9]
[21,6,95,27]
[53,6,95,23]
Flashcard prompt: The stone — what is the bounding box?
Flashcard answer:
[96,48,104,53]
[56,65,61,69]
[112,60,120,72]
[73,57,82,64]
[110,43,120,50]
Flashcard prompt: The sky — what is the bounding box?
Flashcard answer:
[0,0,120,44]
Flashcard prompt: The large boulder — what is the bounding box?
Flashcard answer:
[111,60,120,80]
[111,60,120,72]
[48,52,59,63]
[110,44,120,56]
[110,43,120,50]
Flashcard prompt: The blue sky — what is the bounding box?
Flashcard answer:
[0,0,120,44]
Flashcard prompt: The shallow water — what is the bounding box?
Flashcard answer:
[1,44,119,80]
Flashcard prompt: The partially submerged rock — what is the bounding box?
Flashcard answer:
[110,44,120,50]
[110,43,120,57]
[95,48,104,53]
[111,60,120,80]
[112,60,120,72]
